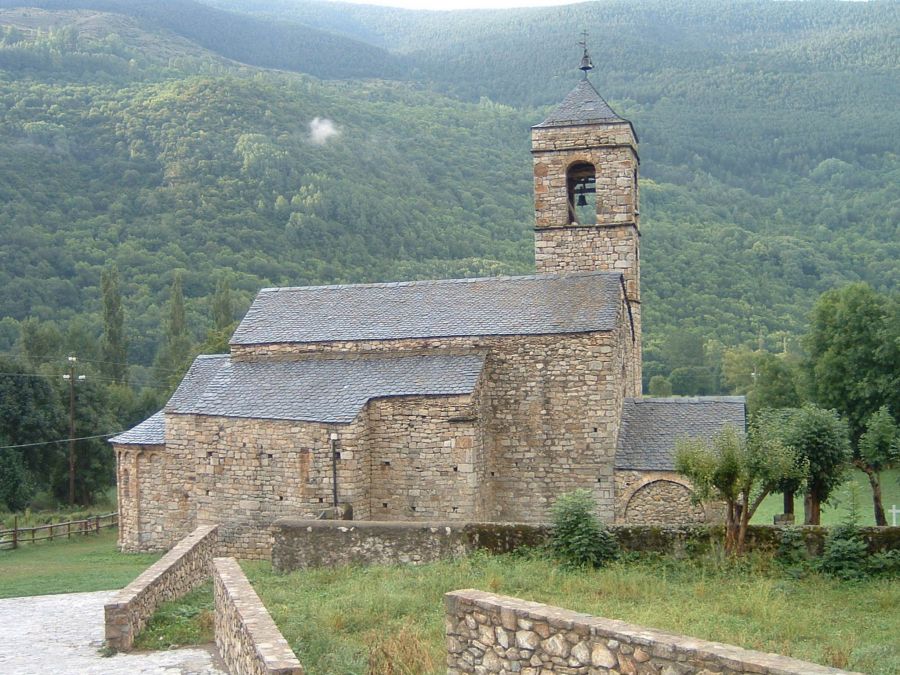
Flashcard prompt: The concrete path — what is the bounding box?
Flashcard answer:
[0,590,228,674]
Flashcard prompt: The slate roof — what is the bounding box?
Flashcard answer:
[615,397,746,471]
[230,272,622,346]
[109,410,165,445]
[173,352,484,423]
[535,78,627,128]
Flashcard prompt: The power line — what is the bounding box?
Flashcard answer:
[0,431,124,451]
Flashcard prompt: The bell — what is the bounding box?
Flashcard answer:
[579,52,594,73]
[577,194,588,207]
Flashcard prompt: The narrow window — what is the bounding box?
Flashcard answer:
[567,161,596,225]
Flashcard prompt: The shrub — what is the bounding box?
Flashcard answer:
[816,522,869,580]
[775,526,810,574]
[549,490,618,568]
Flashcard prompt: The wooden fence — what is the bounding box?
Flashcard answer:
[0,512,118,550]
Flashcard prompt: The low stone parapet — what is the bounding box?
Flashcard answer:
[104,524,218,651]
[272,519,548,572]
[445,589,860,675]
[213,557,303,675]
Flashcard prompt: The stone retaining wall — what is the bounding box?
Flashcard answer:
[104,524,218,651]
[272,519,549,572]
[272,520,900,572]
[445,589,859,675]
[213,557,303,675]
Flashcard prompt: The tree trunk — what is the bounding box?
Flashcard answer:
[724,500,738,555]
[804,493,821,525]
[862,464,887,526]
[783,490,794,515]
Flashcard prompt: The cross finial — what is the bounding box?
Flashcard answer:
[577,30,593,77]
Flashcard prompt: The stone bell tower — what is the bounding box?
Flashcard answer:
[531,42,641,393]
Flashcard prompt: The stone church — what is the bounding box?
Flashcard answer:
[112,61,744,556]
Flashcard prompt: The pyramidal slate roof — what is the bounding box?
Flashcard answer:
[615,397,746,471]
[230,272,623,346]
[535,78,628,128]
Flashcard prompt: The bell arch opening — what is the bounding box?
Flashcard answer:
[566,161,596,225]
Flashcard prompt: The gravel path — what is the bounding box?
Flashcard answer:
[0,590,228,674]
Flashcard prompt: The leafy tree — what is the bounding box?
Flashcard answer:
[647,375,672,397]
[858,406,900,525]
[675,424,804,555]
[805,284,900,524]
[212,274,234,331]
[155,271,194,391]
[758,405,851,525]
[0,449,32,512]
[101,264,127,384]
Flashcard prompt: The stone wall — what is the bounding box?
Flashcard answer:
[104,524,218,651]
[445,589,859,675]
[115,444,165,552]
[217,330,634,522]
[614,470,710,525]
[213,557,303,675]
[272,520,900,571]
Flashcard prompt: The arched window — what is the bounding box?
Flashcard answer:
[566,161,596,225]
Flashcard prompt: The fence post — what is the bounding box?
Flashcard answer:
[95,515,100,534]
[67,521,71,539]
[12,515,17,550]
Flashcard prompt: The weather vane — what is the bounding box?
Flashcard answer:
[578,30,593,77]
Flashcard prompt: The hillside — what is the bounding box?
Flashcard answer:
[0,0,897,392]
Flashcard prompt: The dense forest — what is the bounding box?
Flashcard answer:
[0,1,897,503]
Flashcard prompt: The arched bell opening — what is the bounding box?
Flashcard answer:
[566,161,596,225]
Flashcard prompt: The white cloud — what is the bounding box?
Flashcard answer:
[309,117,339,145]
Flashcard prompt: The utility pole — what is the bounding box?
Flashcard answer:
[63,356,85,506]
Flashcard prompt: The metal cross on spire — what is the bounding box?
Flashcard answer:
[578,30,593,77]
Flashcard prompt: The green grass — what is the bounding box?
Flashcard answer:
[232,553,899,675]
[752,468,900,526]
[0,529,160,598]
[133,582,215,650]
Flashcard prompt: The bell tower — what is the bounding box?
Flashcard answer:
[532,41,641,392]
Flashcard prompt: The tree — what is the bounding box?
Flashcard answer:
[758,405,851,524]
[648,375,672,397]
[858,406,899,524]
[101,264,127,384]
[155,271,194,391]
[805,284,900,524]
[0,356,65,510]
[212,274,234,331]
[675,424,804,555]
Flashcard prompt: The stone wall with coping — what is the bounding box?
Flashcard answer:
[213,556,303,675]
[445,589,860,675]
[104,524,218,651]
[272,520,900,572]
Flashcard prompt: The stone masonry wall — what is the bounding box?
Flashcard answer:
[214,557,303,675]
[145,413,367,558]
[445,589,859,675]
[115,444,165,552]
[231,328,630,524]
[614,470,709,525]
[366,393,484,520]
[531,122,638,229]
[104,524,218,651]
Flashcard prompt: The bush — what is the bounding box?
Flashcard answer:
[816,522,869,580]
[549,490,618,568]
[775,526,810,574]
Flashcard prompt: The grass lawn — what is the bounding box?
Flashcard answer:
[239,553,898,675]
[0,529,160,598]
[752,468,900,526]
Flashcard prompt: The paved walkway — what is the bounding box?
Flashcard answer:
[0,590,228,674]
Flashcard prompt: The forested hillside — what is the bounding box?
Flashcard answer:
[0,0,897,395]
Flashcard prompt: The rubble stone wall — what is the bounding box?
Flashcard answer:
[614,470,708,525]
[445,589,859,675]
[214,557,303,675]
[104,524,218,651]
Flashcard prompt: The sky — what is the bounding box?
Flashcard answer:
[328,0,587,9]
